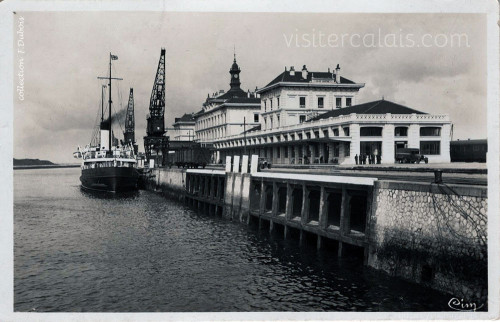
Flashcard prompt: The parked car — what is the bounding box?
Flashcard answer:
[395,148,428,164]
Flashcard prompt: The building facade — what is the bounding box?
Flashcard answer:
[213,99,452,165]
[258,64,365,131]
[170,113,196,141]
[194,55,261,152]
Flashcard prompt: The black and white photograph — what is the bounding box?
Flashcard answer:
[1,0,499,320]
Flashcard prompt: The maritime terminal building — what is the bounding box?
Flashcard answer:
[194,62,452,165]
[194,56,261,145]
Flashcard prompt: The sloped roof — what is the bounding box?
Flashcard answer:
[308,99,427,122]
[174,113,196,123]
[264,70,356,88]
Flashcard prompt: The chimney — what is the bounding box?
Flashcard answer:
[289,66,295,76]
[328,67,330,73]
[335,64,341,83]
[247,89,250,98]
[302,65,308,79]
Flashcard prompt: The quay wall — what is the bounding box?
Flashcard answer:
[368,181,487,303]
[153,167,186,201]
[146,160,488,303]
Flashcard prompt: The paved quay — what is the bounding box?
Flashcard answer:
[206,162,487,186]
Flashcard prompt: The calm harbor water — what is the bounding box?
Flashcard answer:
[14,167,451,312]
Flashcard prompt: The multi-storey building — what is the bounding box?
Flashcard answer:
[258,64,365,131]
[194,55,261,156]
[210,64,452,164]
[171,113,195,141]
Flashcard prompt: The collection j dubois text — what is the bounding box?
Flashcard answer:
[17,15,25,101]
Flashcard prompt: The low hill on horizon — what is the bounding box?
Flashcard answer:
[13,158,56,166]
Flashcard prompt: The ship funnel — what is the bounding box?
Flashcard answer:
[100,120,111,151]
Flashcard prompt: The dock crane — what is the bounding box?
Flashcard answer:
[144,48,169,167]
[123,88,138,155]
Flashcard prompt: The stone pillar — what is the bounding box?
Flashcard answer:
[250,155,259,174]
[408,122,420,149]
[317,235,322,250]
[339,187,351,236]
[382,123,395,164]
[348,123,360,164]
[441,123,452,163]
[319,143,325,162]
[217,177,223,200]
[301,183,309,224]
[233,155,240,173]
[318,186,328,229]
[241,155,249,174]
[259,180,265,215]
[294,145,300,164]
[210,176,215,199]
[285,182,293,221]
[328,143,334,163]
[272,181,278,216]
[225,156,232,172]
[302,145,307,164]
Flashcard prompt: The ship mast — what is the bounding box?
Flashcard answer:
[98,53,121,156]
[108,53,112,154]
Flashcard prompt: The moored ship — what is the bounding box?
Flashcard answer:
[74,53,139,192]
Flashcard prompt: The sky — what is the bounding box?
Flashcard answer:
[13,12,487,164]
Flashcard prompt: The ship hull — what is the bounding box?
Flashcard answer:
[80,166,139,192]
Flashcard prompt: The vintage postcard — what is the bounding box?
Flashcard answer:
[1,0,498,321]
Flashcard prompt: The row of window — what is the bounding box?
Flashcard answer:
[196,112,227,131]
[263,96,353,111]
[199,126,226,141]
[360,126,441,137]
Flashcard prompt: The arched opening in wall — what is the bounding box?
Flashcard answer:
[322,237,339,253]
[349,192,368,233]
[327,191,342,228]
[265,184,273,212]
[287,226,301,241]
[272,222,285,237]
[278,186,287,214]
[308,189,321,224]
[292,187,303,219]
[302,230,318,248]
[260,218,270,231]
[248,214,259,228]
[341,243,365,262]
[250,181,261,212]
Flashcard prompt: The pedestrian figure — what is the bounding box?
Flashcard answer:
[368,154,372,164]
[354,154,358,165]
[363,154,367,165]
[377,154,381,164]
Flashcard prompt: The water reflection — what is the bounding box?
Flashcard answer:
[15,168,452,312]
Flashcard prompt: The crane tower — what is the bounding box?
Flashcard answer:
[144,48,169,167]
[123,88,138,154]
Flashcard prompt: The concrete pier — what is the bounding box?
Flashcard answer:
[147,155,488,304]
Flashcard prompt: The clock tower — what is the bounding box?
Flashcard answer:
[229,52,241,90]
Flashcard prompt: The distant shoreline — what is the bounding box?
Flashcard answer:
[14,164,80,170]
